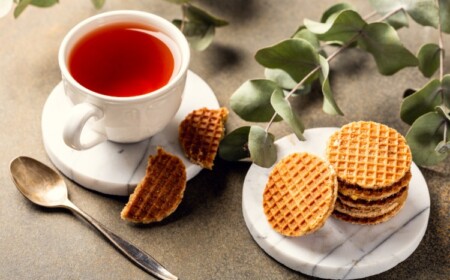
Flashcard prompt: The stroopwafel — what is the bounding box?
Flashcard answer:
[326,121,412,188]
[179,107,228,169]
[263,152,337,237]
[333,189,408,225]
[121,147,187,223]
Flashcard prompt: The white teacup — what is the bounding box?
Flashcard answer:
[59,10,190,150]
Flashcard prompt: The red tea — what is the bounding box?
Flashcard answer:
[68,22,175,97]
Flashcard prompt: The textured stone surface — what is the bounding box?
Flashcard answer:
[0,0,449,279]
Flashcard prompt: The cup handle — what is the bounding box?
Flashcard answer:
[63,103,107,150]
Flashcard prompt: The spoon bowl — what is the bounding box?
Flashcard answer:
[10,156,177,280]
[10,156,68,208]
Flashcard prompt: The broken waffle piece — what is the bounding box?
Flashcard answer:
[179,107,229,169]
[121,147,186,223]
[263,152,338,237]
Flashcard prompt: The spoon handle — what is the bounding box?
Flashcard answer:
[64,200,177,280]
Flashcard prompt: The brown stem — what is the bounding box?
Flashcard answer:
[437,0,445,81]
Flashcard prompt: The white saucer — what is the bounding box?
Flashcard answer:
[42,71,220,196]
[242,128,430,279]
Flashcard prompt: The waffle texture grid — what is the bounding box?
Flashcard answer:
[263,152,337,237]
[326,121,412,188]
[179,107,228,169]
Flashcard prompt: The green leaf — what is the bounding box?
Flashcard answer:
[255,38,320,83]
[248,126,277,167]
[406,112,448,166]
[218,126,251,161]
[264,68,315,92]
[417,43,441,77]
[436,105,450,121]
[369,0,439,28]
[292,26,320,50]
[304,10,366,44]
[320,2,354,23]
[91,0,105,9]
[401,75,450,124]
[357,22,418,75]
[31,0,58,7]
[440,0,450,33]
[270,88,305,140]
[230,79,283,122]
[173,19,215,51]
[183,3,228,27]
[318,55,344,115]
[264,68,298,90]
[14,0,32,18]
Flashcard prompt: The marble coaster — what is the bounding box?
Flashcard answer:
[242,128,430,279]
[42,71,219,196]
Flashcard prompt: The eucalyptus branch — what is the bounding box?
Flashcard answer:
[437,0,445,81]
[375,7,404,23]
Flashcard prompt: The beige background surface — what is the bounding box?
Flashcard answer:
[0,0,449,279]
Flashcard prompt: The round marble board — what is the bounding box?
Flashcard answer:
[42,71,220,196]
[242,128,430,279]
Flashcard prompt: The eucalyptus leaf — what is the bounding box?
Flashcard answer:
[173,20,215,51]
[270,88,305,140]
[14,0,32,18]
[357,22,418,75]
[436,105,450,121]
[30,0,58,7]
[230,79,283,122]
[401,75,450,124]
[320,2,354,23]
[183,3,228,27]
[264,68,316,92]
[292,26,320,50]
[440,0,450,33]
[255,38,320,83]
[417,43,441,78]
[304,10,366,44]
[218,126,251,161]
[248,126,277,167]
[369,0,439,28]
[264,68,298,89]
[91,0,105,9]
[406,112,448,166]
[319,55,344,115]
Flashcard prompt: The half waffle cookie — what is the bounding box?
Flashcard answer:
[326,121,412,188]
[121,147,187,223]
[263,152,337,237]
[179,107,229,169]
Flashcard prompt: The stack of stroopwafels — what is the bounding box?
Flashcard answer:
[326,121,412,225]
[263,152,338,237]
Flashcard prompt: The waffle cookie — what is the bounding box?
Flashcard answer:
[335,187,408,218]
[179,107,229,169]
[327,121,412,225]
[326,121,412,188]
[121,147,186,223]
[263,152,337,237]
[333,189,408,225]
[338,171,411,201]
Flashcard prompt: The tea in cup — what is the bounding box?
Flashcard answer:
[59,10,190,150]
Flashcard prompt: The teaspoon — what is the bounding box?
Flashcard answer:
[10,156,177,280]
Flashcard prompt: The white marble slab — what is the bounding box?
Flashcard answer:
[242,128,430,279]
[42,71,219,196]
